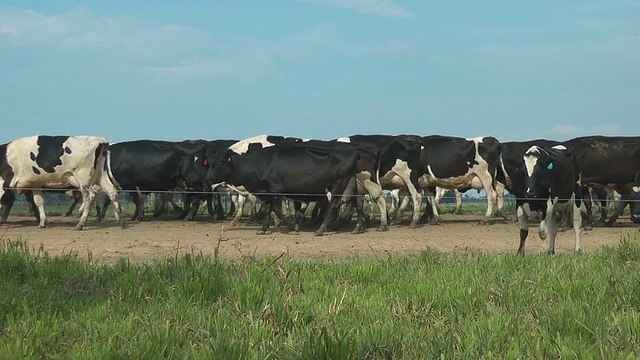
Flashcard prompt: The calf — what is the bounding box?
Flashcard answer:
[515,145,581,255]
[0,135,122,229]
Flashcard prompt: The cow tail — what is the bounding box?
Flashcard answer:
[498,153,511,189]
[104,145,121,190]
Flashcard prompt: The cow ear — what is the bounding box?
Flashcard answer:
[547,162,554,170]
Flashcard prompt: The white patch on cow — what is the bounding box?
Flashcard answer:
[633,186,640,193]
[523,146,540,177]
[551,145,567,151]
[193,156,199,163]
[229,135,276,155]
[336,137,351,143]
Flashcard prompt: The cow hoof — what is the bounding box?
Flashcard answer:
[377,225,389,232]
[256,230,267,235]
[408,222,422,229]
[314,231,324,236]
[38,224,47,229]
[583,225,593,231]
[604,221,614,227]
[76,225,84,231]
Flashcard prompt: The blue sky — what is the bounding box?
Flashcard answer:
[1,1,639,144]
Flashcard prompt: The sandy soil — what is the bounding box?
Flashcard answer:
[1,212,638,265]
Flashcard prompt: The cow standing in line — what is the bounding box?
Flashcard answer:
[514,145,582,255]
[0,135,123,230]
[562,136,640,228]
[203,140,385,235]
[336,134,424,228]
[417,135,507,225]
[97,139,209,222]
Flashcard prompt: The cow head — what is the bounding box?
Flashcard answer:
[523,146,556,199]
[203,150,235,190]
[184,151,209,191]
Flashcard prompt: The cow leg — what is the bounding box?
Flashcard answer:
[130,191,145,222]
[479,176,496,225]
[76,187,95,230]
[0,191,16,224]
[152,193,168,217]
[494,183,509,220]
[64,191,82,217]
[516,204,530,255]
[605,194,630,227]
[428,194,440,225]
[572,200,582,253]
[538,199,557,255]
[453,190,463,215]
[257,199,274,235]
[315,197,342,236]
[230,193,246,226]
[356,173,388,231]
[582,187,594,230]
[32,191,47,228]
[351,196,366,234]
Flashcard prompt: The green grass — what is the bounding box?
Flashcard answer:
[1,236,640,359]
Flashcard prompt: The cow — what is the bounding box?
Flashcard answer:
[202,140,386,235]
[417,135,507,224]
[186,135,304,226]
[514,145,582,255]
[562,136,640,228]
[0,135,123,229]
[336,135,424,228]
[97,139,209,222]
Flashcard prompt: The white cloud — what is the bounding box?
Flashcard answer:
[1,8,411,83]
[299,0,413,18]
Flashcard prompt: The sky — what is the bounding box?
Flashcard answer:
[1,1,639,144]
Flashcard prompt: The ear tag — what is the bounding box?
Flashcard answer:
[203,158,208,166]
[547,163,554,170]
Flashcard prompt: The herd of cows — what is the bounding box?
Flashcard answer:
[0,134,639,255]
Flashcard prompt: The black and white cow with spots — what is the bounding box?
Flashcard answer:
[417,135,507,224]
[336,135,424,228]
[0,135,123,229]
[515,145,582,255]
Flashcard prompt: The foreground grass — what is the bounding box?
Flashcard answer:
[1,237,640,359]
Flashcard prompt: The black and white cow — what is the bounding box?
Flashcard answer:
[186,135,303,226]
[202,140,385,235]
[562,136,640,227]
[417,135,507,224]
[336,134,424,228]
[0,135,122,229]
[515,145,582,255]
[98,139,208,222]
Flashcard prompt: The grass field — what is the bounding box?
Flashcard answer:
[1,234,640,359]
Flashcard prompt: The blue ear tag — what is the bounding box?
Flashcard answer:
[547,162,554,170]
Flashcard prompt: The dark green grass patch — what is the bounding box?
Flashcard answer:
[1,235,640,359]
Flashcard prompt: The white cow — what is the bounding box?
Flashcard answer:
[0,135,123,230]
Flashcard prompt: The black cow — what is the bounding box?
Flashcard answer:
[417,135,507,224]
[562,136,640,227]
[203,140,385,235]
[98,140,208,222]
[514,145,582,255]
[181,139,238,221]
[186,135,303,226]
[336,134,425,228]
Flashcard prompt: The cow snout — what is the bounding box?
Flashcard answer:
[525,189,536,198]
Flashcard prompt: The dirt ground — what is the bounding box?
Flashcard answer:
[1,211,638,265]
